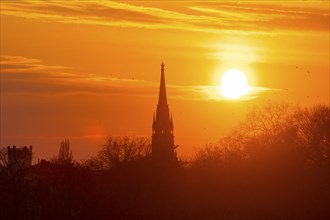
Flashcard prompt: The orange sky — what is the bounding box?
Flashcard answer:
[0,1,329,161]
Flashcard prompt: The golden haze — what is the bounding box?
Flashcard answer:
[0,1,329,160]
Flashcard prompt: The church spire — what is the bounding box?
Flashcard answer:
[158,62,167,105]
[152,63,177,163]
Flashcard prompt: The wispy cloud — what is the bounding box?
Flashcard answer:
[1,1,202,31]
[1,55,272,101]
[0,56,69,73]
[0,55,155,96]
[195,85,273,101]
[1,1,328,34]
[188,2,329,32]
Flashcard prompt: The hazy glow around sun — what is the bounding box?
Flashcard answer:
[219,69,250,99]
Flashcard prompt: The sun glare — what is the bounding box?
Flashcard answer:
[219,69,250,99]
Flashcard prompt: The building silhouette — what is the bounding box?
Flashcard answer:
[152,63,177,163]
[7,145,32,169]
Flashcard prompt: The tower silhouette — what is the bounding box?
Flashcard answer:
[152,63,177,162]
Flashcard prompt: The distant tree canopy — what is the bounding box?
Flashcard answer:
[83,136,151,170]
[194,103,330,169]
[1,103,329,220]
[190,103,329,220]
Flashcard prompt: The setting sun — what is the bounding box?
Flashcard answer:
[219,69,250,99]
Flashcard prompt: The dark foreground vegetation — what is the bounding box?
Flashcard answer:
[1,103,329,220]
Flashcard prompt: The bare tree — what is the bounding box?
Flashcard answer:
[96,136,151,169]
[194,144,223,169]
[296,105,330,167]
[57,139,73,165]
[242,101,296,142]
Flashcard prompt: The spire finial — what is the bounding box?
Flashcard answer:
[158,62,167,105]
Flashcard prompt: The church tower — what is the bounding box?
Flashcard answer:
[152,63,177,162]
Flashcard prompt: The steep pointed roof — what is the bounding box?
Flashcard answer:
[158,62,168,106]
[152,62,177,162]
[155,62,171,127]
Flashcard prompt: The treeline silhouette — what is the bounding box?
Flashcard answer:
[0,103,329,220]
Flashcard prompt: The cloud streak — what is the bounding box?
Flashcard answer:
[1,55,156,97]
[1,1,328,34]
[1,55,271,101]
